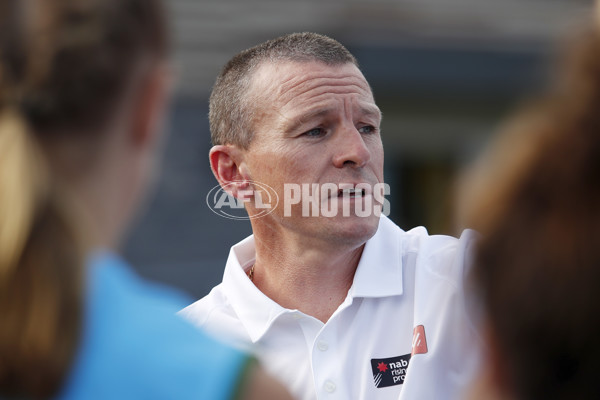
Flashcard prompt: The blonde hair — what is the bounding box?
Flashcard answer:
[0,109,86,397]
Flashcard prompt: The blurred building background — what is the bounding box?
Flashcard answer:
[123,0,594,300]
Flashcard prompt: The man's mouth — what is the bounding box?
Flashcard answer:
[338,187,367,198]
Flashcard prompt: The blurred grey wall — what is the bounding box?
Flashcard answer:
[122,0,594,300]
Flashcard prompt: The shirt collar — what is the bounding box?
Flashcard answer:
[350,215,404,298]
[222,235,290,343]
[222,216,404,342]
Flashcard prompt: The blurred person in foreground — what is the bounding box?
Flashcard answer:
[0,1,292,399]
[180,32,481,400]
[457,16,600,400]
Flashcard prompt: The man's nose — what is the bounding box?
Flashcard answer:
[332,125,371,168]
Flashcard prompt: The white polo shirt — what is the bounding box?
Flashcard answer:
[180,216,481,400]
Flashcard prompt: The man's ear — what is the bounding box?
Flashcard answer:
[209,145,250,198]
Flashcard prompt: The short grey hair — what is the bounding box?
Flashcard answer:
[209,32,358,148]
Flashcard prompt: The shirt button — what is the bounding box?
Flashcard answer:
[317,340,329,351]
[324,380,336,393]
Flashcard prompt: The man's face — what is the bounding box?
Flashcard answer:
[242,61,384,246]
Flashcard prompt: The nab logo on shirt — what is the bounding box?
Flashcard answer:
[371,354,411,388]
[371,325,428,389]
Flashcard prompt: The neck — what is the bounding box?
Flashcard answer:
[74,176,126,250]
[250,226,365,323]
[46,135,133,252]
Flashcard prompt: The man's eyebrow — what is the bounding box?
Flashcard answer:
[281,105,382,133]
[282,108,334,132]
[360,106,382,120]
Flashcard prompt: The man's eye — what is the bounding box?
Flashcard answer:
[358,125,376,134]
[304,128,325,137]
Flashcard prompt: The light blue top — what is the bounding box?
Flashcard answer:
[57,251,249,400]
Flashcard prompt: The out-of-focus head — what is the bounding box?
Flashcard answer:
[0,0,168,397]
[209,32,358,149]
[459,23,600,400]
[0,0,170,247]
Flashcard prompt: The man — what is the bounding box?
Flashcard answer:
[181,32,480,400]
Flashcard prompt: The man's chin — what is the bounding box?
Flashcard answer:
[323,214,381,245]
